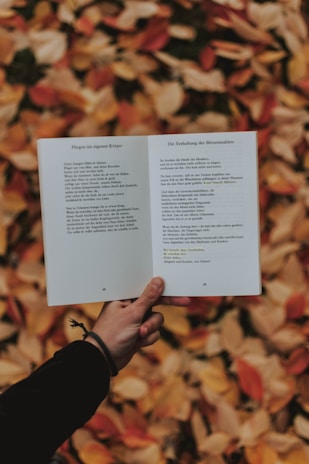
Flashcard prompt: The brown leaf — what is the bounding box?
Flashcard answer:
[29,30,67,64]
[113,376,149,401]
[182,66,225,92]
[236,358,264,402]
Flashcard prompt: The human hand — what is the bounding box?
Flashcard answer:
[85,277,191,372]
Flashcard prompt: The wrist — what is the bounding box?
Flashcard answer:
[84,332,118,377]
[69,317,118,376]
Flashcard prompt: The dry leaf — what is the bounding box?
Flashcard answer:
[236,358,264,402]
[113,376,149,401]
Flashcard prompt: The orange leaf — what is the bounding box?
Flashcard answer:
[86,412,122,438]
[75,16,95,36]
[79,441,114,464]
[296,77,309,95]
[228,68,254,88]
[199,45,216,71]
[85,66,115,90]
[120,427,156,448]
[118,101,141,129]
[6,295,24,326]
[20,241,44,262]
[245,442,278,464]
[135,18,169,51]
[34,117,68,138]
[236,358,264,402]
[28,84,59,107]
[285,292,306,319]
[284,347,309,375]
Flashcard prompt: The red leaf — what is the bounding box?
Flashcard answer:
[101,15,134,32]
[296,78,309,95]
[199,46,216,71]
[135,18,170,51]
[118,101,141,129]
[75,16,94,36]
[85,66,115,90]
[284,347,309,375]
[86,412,122,438]
[286,293,306,320]
[256,94,277,125]
[233,113,249,131]
[120,427,156,448]
[6,295,24,326]
[236,358,264,402]
[29,85,59,107]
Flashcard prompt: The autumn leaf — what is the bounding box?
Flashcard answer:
[135,18,170,51]
[236,358,264,402]
[285,293,306,320]
[1,1,309,462]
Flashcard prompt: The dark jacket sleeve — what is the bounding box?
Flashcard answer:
[0,340,110,464]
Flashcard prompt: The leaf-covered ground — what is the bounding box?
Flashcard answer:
[1,0,309,463]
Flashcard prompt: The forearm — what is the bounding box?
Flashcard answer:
[0,341,110,464]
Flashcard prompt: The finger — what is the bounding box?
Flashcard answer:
[139,311,164,339]
[137,330,161,348]
[133,277,164,318]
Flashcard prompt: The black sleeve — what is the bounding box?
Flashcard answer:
[0,341,110,464]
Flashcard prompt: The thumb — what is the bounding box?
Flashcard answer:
[133,277,164,318]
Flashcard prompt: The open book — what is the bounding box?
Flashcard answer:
[38,131,261,305]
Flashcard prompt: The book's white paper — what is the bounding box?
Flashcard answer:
[38,131,261,305]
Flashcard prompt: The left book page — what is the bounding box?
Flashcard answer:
[38,136,153,305]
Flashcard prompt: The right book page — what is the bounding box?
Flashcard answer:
[148,131,261,297]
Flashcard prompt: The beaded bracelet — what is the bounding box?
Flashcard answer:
[69,318,118,376]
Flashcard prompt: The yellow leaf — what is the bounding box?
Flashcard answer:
[191,409,208,451]
[158,305,190,336]
[113,376,149,400]
[0,321,18,341]
[261,242,300,275]
[269,326,305,353]
[229,12,273,44]
[111,61,137,80]
[152,81,184,119]
[245,441,278,464]
[256,50,287,64]
[198,432,230,455]
[121,443,161,464]
[280,446,309,464]
[169,24,196,40]
[239,410,271,447]
[16,261,45,289]
[79,441,114,464]
[294,415,309,440]
[153,376,191,421]
[182,66,225,92]
[0,359,28,385]
[0,221,6,255]
[29,30,67,64]
[79,301,102,319]
[195,358,230,393]
[17,329,43,365]
[220,311,243,355]
[9,151,38,171]
[3,190,27,225]
[265,431,301,454]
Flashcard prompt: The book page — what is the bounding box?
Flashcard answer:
[148,131,261,297]
[38,136,152,305]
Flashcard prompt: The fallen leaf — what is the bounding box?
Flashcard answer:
[113,376,149,401]
[236,358,264,402]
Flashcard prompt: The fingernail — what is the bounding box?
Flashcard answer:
[151,277,163,291]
